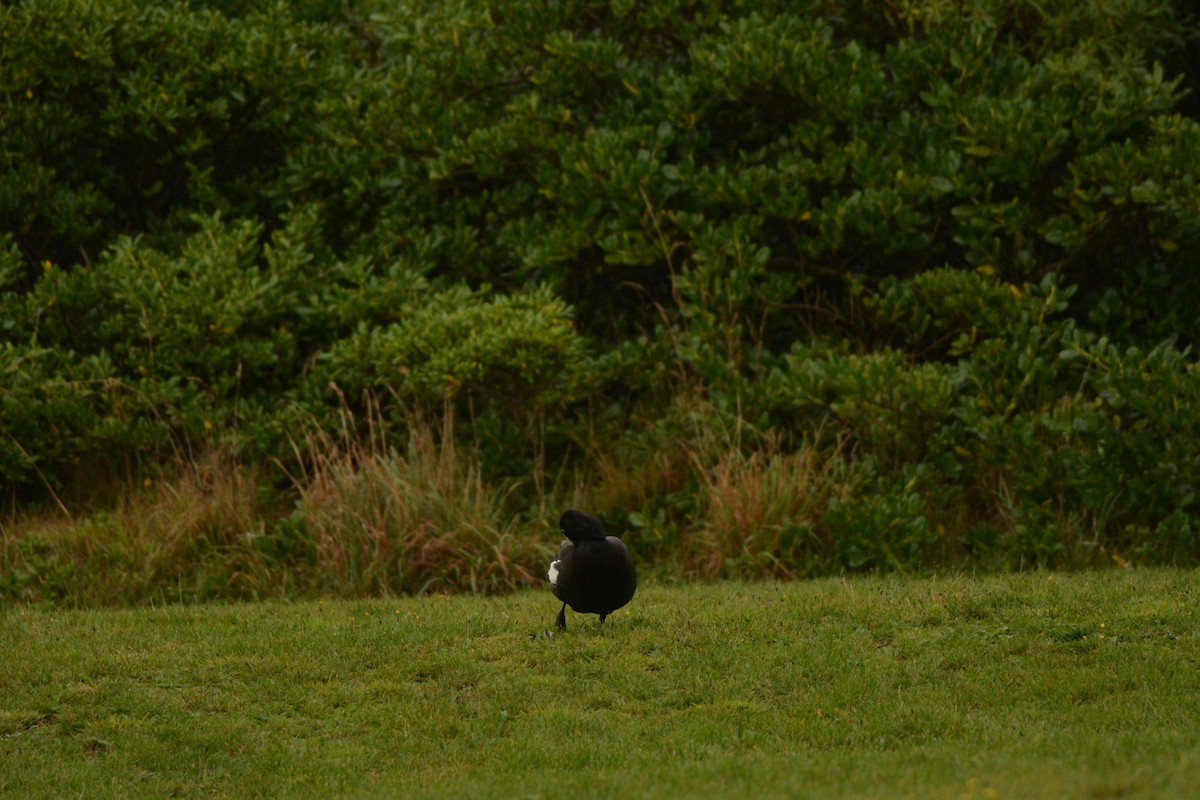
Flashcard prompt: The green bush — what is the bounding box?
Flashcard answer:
[1,0,345,276]
[760,267,1200,566]
[824,471,936,572]
[313,286,587,415]
[3,0,1200,603]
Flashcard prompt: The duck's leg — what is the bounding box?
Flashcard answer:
[555,603,568,631]
[598,613,607,626]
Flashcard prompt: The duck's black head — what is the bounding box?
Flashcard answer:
[559,510,608,542]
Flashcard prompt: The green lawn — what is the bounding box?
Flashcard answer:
[2,570,1198,798]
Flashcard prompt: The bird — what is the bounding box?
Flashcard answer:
[548,510,637,631]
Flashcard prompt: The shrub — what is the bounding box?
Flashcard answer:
[823,472,937,572]
[0,0,346,275]
[313,285,587,416]
[3,0,1200,603]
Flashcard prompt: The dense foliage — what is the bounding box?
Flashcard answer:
[3,0,1199,603]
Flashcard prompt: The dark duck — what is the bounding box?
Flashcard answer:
[548,510,637,631]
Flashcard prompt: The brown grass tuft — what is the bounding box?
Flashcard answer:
[1,447,274,604]
[290,412,546,597]
[686,434,855,579]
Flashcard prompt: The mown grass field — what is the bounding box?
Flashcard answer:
[2,570,1198,799]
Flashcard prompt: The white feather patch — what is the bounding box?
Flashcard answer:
[548,560,561,586]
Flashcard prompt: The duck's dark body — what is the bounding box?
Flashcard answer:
[549,511,636,630]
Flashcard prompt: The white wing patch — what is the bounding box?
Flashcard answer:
[548,560,561,587]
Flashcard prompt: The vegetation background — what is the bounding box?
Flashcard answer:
[3,0,1200,605]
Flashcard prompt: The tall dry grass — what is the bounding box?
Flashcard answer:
[686,433,856,579]
[3,396,869,607]
[574,399,862,578]
[1,447,276,604]
[287,411,546,597]
[2,407,555,604]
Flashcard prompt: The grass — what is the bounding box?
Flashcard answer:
[3,404,1183,606]
[1,420,552,605]
[2,569,1198,799]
